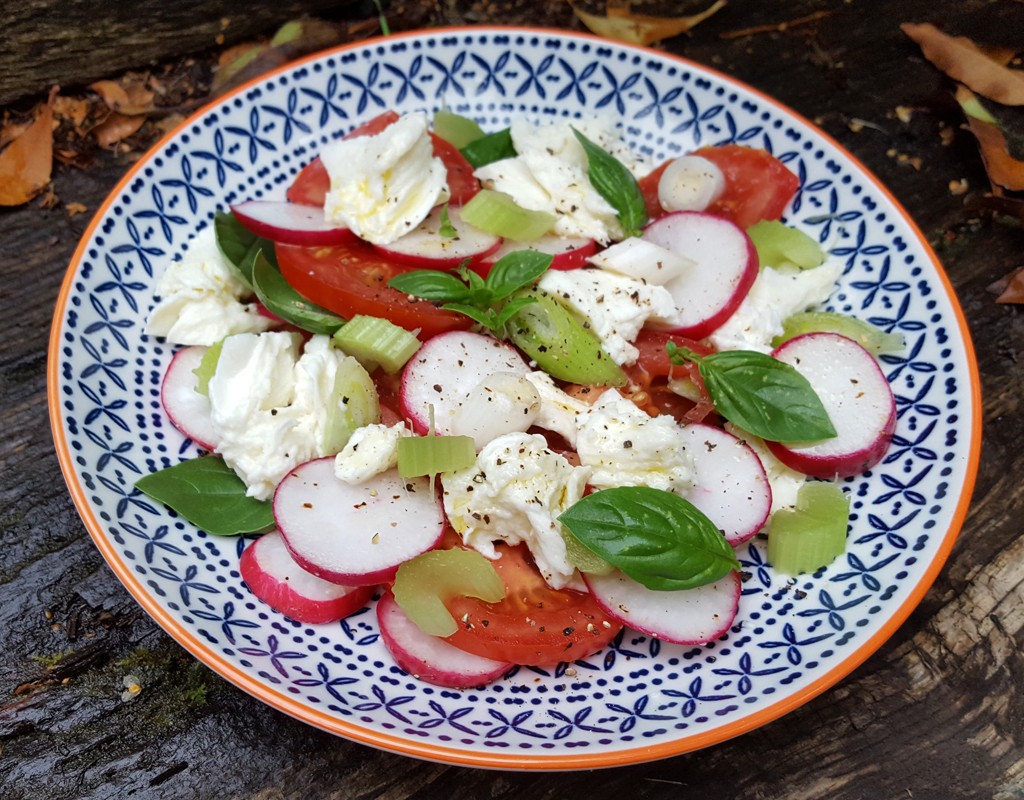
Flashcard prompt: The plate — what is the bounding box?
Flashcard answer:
[48,27,981,769]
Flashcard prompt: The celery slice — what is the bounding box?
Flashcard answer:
[332,314,421,374]
[767,481,850,575]
[397,435,476,479]
[433,109,486,149]
[747,220,825,270]
[561,529,614,575]
[321,357,380,454]
[773,311,905,355]
[393,548,505,636]
[460,189,556,241]
[192,339,224,397]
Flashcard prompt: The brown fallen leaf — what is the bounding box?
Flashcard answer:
[92,112,147,149]
[571,0,726,47]
[52,95,91,128]
[901,22,1024,106]
[89,74,155,116]
[956,86,1024,190]
[65,202,88,217]
[990,266,1024,304]
[0,102,54,206]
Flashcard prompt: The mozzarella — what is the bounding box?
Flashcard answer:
[333,422,412,484]
[146,227,272,346]
[320,111,449,245]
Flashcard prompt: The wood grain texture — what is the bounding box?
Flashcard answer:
[1,0,1022,798]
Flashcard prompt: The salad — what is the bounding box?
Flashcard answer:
[137,107,901,688]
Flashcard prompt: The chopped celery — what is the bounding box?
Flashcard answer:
[321,357,380,454]
[397,434,476,479]
[460,128,516,168]
[747,220,825,270]
[773,311,905,355]
[507,288,627,387]
[392,548,505,636]
[433,109,486,149]
[561,528,614,576]
[767,481,850,575]
[332,314,421,374]
[460,189,556,241]
[192,339,224,397]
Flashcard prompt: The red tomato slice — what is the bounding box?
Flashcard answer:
[444,543,622,667]
[285,112,480,208]
[693,144,799,229]
[276,241,472,340]
[625,329,716,424]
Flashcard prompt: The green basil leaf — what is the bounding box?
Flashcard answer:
[252,251,345,335]
[440,302,496,329]
[485,250,552,301]
[438,205,457,238]
[697,349,837,443]
[388,270,472,303]
[214,211,264,287]
[460,127,516,168]
[559,486,740,590]
[572,128,648,237]
[135,456,274,535]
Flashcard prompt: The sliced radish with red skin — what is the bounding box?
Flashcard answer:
[161,346,219,451]
[239,530,375,624]
[230,200,356,246]
[376,590,512,688]
[274,459,445,586]
[642,211,759,340]
[373,205,500,269]
[583,569,741,645]
[476,235,597,273]
[400,330,532,435]
[682,423,771,546]
[767,332,896,479]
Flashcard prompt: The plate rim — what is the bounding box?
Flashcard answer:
[47,24,983,770]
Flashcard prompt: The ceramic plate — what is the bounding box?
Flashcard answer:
[49,27,981,769]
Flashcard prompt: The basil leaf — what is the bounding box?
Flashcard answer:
[440,302,496,329]
[559,486,740,591]
[251,251,345,335]
[460,128,516,168]
[388,270,472,303]
[572,128,648,238]
[485,250,552,301]
[438,205,457,239]
[135,456,274,535]
[687,348,837,443]
[214,211,264,287]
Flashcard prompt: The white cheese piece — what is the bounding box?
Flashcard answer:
[709,259,844,354]
[334,422,412,484]
[575,389,694,494]
[146,227,272,346]
[207,332,361,501]
[538,268,681,366]
[474,117,646,244]
[320,111,449,245]
[441,432,590,590]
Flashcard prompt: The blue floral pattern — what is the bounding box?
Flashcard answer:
[52,29,977,766]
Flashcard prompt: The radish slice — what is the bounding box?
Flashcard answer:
[230,200,355,246]
[274,458,445,586]
[400,330,532,435]
[239,530,375,624]
[642,211,759,340]
[682,423,771,546]
[161,345,219,451]
[374,205,501,269]
[767,332,897,479]
[376,590,512,688]
[478,234,597,272]
[583,569,741,645]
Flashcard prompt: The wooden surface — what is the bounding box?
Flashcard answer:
[2,1,1022,797]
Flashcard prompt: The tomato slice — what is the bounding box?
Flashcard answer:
[624,329,716,424]
[276,241,472,339]
[693,144,799,229]
[285,111,480,208]
[444,543,622,666]
[637,160,670,219]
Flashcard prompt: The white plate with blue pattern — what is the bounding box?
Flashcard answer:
[49,27,981,769]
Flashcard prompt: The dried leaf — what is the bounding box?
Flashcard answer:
[89,75,155,116]
[902,22,1024,106]
[0,102,53,206]
[92,112,146,149]
[571,0,726,46]
[956,86,1024,190]
[65,202,88,216]
[52,95,91,128]
[991,267,1024,304]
